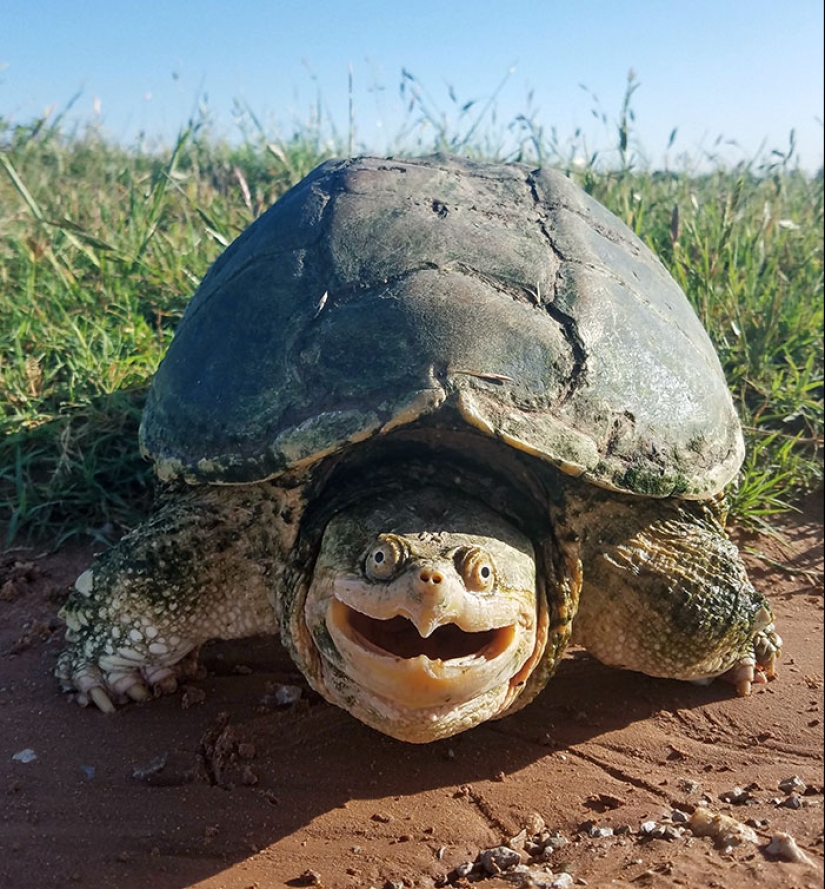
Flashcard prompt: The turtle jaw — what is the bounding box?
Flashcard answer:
[303,568,541,742]
[325,598,527,710]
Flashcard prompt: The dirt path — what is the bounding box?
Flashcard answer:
[1,495,822,889]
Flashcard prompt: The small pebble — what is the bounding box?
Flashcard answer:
[539,833,570,857]
[131,752,195,787]
[12,749,37,764]
[778,775,807,795]
[765,832,813,865]
[509,828,528,850]
[719,785,755,805]
[453,861,474,878]
[478,845,521,874]
[545,833,569,848]
[592,792,625,810]
[180,685,206,708]
[525,812,546,834]
[132,753,168,780]
[637,819,683,841]
[272,684,303,706]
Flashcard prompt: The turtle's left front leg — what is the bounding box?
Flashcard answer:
[566,494,780,695]
[57,484,289,711]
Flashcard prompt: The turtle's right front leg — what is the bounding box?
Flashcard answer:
[56,485,287,711]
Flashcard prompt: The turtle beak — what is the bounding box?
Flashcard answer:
[404,561,462,638]
[333,560,514,641]
[331,599,514,662]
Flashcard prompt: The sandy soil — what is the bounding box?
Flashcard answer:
[1,495,822,889]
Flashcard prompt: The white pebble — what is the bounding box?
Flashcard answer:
[765,832,813,865]
[12,748,37,763]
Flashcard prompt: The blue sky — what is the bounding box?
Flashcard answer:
[3,0,823,169]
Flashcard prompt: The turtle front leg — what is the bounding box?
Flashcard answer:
[567,496,780,695]
[57,484,288,711]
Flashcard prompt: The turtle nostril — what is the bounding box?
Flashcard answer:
[419,568,443,585]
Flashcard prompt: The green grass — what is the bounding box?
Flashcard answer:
[1,79,822,544]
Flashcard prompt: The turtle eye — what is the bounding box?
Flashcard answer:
[455,546,497,593]
[364,535,407,582]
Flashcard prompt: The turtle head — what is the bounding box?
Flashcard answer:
[297,488,549,742]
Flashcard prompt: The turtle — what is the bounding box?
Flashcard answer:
[56,155,781,743]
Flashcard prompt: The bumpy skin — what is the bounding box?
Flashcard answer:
[56,485,288,710]
[57,473,779,737]
[565,491,780,694]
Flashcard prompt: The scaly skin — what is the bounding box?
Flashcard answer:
[55,481,571,741]
[56,484,288,710]
[564,491,781,694]
[56,476,779,739]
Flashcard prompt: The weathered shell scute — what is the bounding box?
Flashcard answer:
[141,155,743,496]
[526,168,743,494]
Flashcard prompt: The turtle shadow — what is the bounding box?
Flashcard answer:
[4,502,815,889]
[2,630,750,889]
[79,635,734,888]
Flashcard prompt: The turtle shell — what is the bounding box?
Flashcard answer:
[140,155,743,498]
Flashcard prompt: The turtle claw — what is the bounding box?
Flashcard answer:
[126,683,152,702]
[755,631,781,680]
[710,620,782,696]
[57,652,197,712]
[718,650,776,697]
[88,686,116,714]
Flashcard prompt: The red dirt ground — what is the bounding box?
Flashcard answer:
[1,494,822,889]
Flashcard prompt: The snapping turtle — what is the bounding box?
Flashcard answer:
[57,156,780,743]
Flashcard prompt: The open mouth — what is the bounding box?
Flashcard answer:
[335,601,515,662]
[319,598,533,711]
